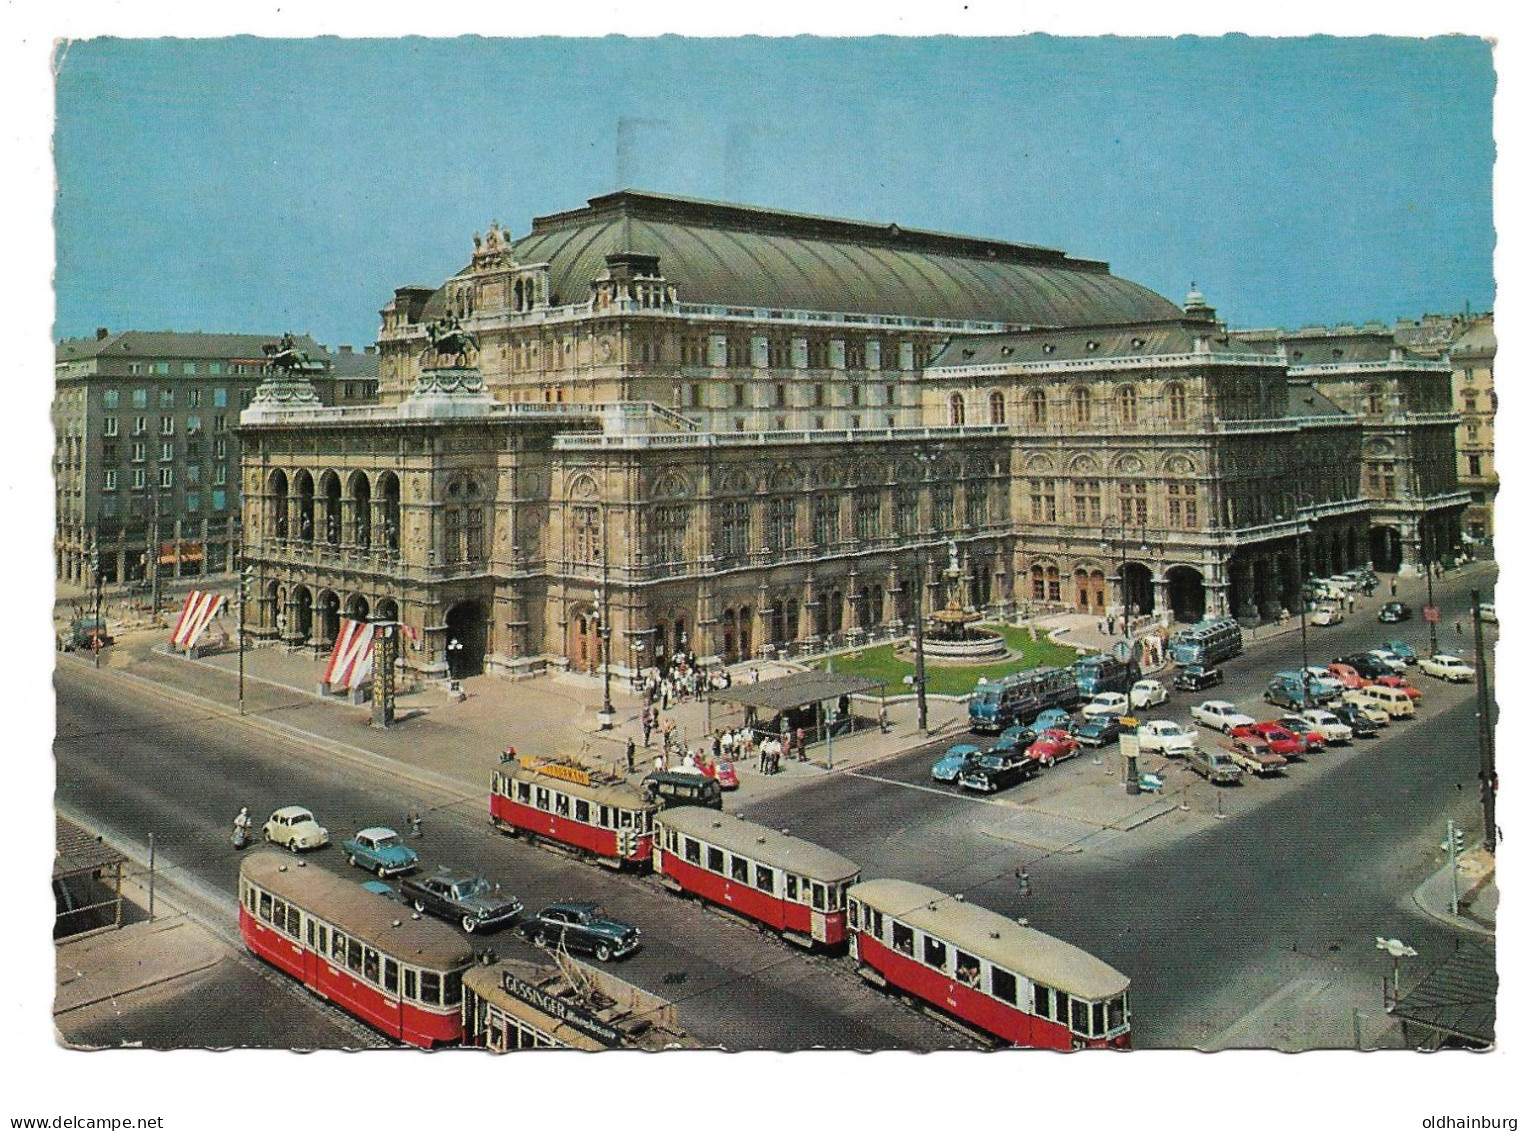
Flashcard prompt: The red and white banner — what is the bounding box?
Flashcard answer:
[170,590,225,650]
[323,618,375,691]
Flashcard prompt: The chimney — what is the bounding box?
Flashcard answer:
[95,327,109,340]
[340,345,353,354]
[365,345,377,354]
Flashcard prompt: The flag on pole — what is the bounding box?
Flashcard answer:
[323,618,376,691]
[170,590,226,650]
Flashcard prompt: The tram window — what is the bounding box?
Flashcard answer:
[600,806,611,828]
[1091,1001,1106,1037]
[730,854,750,883]
[420,971,441,1005]
[1070,996,1090,1036]
[868,908,883,937]
[575,799,591,822]
[516,781,531,803]
[259,891,272,921]
[1106,995,1126,1033]
[619,808,634,828]
[811,882,826,911]
[306,920,314,947]
[245,886,256,913]
[707,846,725,873]
[923,936,948,971]
[364,947,380,985]
[347,940,363,974]
[643,810,654,833]
[332,932,347,964]
[786,874,799,901]
[754,864,774,893]
[271,897,284,927]
[535,787,551,811]
[1034,985,1053,1020]
[404,968,417,999]
[955,951,981,987]
[848,900,859,929]
[891,921,914,956]
[684,836,701,864]
[444,970,463,1007]
[991,966,1018,1005]
[555,793,570,817]
[315,924,327,954]
[1056,992,1074,1030]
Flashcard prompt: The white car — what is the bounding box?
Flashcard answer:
[1479,602,1497,624]
[1129,680,1170,710]
[1298,708,1353,744]
[263,805,330,853]
[1301,667,1344,701]
[1419,653,1476,682]
[1136,719,1198,756]
[1082,692,1131,719]
[1309,604,1344,626]
[1190,700,1256,733]
[1367,649,1408,674]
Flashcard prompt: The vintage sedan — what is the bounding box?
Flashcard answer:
[1419,653,1476,683]
[1135,719,1198,756]
[1380,640,1419,665]
[1294,708,1352,744]
[1025,729,1081,767]
[1366,649,1409,674]
[262,805,330,853]
[1308,603,1344,627]
[1378,601,1412,624]
[1076,716,1123,748]
[1081,692,1131,720]
[400,868,524,933]
[932,744,984,783]
[1224,734,1288,777]
[1236,722,1306,760]
[1275,716,1329,753]
[1033,708,1076,734]
[1172,664,1224,693]
[521,902,641,962]
[1371,673,1423,702]
[958,748,1041,794]
[1329,702,1382,737]
[342,826,419,876]
[1190,700,1256,734]
[1129,680,1170,710]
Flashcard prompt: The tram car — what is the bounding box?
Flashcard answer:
[653,808,862,948]
[491,753,657,869]
[462,955,697,1051]
[238,851,475,1047]
[847,878,1131,1049]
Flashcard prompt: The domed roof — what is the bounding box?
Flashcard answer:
[502,191,1181,328]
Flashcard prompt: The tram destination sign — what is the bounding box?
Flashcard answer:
[499,969,622,1047]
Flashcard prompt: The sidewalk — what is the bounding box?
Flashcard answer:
[1412,845,1497,936]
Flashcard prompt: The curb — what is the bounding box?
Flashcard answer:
[55,917,226,1017]
[1409,867,1496,938]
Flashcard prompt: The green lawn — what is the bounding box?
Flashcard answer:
[812,625,1093,697]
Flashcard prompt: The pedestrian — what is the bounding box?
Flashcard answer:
[750,667,760,684]
[1346,593,1355,613]
[406,808,423,838]
[878,702,889,734]
[641,707,654,747]
[1390,578,1398,597]
[780,730,792,763]
[1098,620,1106,636]
[1107,615,1116,635]
[795,726,807,760]
[1456,620,1463,636]
[625,737,636,773]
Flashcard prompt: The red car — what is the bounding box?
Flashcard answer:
[700,760,741,790]
[1025,729,1080,767]
[1234,722,1306,760]
[1275,716,1328,754]
[1372,674,1423,702]
[1326,663,1369,691]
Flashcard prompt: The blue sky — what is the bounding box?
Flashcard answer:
[54,36,1494,347]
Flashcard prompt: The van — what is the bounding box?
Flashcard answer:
[1346,684,1415,719]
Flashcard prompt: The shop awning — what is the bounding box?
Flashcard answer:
[711,671,883,713]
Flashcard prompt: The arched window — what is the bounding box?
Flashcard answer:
[1026,388,1047,426]
[1070,386,1091,425]
[1166,383,1187,423]
[1117,384,1138,427]
[948,393,966,426]
[989,391,1006,425]
[1365,385,1385,415]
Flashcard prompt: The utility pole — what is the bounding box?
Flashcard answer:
[91,531,103,670]
[237,561,253,714]
[148,478,162,620]
[913,550,928,733]
[1471,589,1496,854]
[1423,524,1439,656]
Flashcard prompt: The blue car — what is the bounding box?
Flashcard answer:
[1034,708,1076,734]
[1076,716,1122,748]
[342,826,420,877]
[1380,639,1418,664]
[932,743,983,782]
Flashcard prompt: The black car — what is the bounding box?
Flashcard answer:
[399,868,524,934]
[521,902,641,961]
[958,749,1041,794]
[989,725,1038,755]
[1378,601,1412,624]
[1075,716,1122,748]
[641,771,723,810]
[1172,664,1225,692]
[1336,653,1392,681]
[1330,702,1381,738]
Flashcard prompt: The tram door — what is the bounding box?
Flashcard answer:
[810,881,828,940]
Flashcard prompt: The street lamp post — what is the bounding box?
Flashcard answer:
[90,531,103,670]
[1100,518,1148,639]
[598,522,614,728]
[237,561,253,714]
[909,444,944,734]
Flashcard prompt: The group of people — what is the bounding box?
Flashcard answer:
[636,651,732,712]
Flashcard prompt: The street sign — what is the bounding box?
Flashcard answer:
[1423,605,1441,624]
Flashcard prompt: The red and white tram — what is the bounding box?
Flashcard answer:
[239,852,475,1048]
[491,754,656,869]
[847,878,1131,1049]
[654,808,862,948]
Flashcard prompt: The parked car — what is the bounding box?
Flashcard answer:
[1309,603,1344,627]
[1275,716,1329,752]
[1371,673,1422,702]
[932,744,983,783]
[700,759,741,790]
[1033,708,1076,734]
[1264,675,1311,711]
[1295,708,1353,744]
[1329,702,1382,737]
[1081,692,1131,720]
[1183,746,1245,785]
[1190,700,1256,734]
[1301,667,1345,701]
[958,748,1042,793]
[521,902,642,961]
[1366,649,1408,674]
[641,771,723,810]
[1479,602,1497,624]
[1344,683,1415,719]
[1224,734,1288,777]
[1378,601,1412,624]
[1379,639,1419,665]
[1076,716,1123,748]
[1136,719,1199,756]
[1129,680,1170,710]
[1326,662,1369,691]
[1337,654,1394,681]
[1025,729,1081,767]
[262,805,330,853]
[342,826,420,876]
[1236,722,1306,759]
[1173,664,1224,693]
[992,725,1038,754]
[400,867,524,934]
[1419,653,1476,682]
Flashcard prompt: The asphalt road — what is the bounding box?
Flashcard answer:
[54,666,977,1051]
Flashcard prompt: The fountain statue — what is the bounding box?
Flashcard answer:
[912,539,1009,662]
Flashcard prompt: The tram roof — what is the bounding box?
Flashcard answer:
[657,807,862,883]
[848,878,1129,1000]
[504,759,651,809]
[241,852,476,969]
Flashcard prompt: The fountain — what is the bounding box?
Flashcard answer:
[916,540,1009,663]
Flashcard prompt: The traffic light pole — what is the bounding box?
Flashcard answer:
[1471,589,1496,854]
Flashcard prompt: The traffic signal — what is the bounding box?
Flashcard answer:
[1441,823,1466,854]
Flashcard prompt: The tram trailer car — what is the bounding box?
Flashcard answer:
[239,852,475,1048]
[491,755,658,869]
[846,878,1130,1049]
[654,807,862,948]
